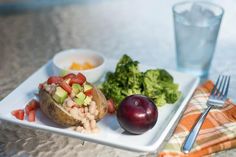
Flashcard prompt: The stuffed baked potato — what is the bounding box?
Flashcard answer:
[38,73,108,133]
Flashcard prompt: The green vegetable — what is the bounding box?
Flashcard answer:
[101,54,181,108]
[72,84,82,94]
[74,92,86,105]
[83,83,93,92]
[52,87,68,104]
[84,96,92,106]
[143,70,181,105]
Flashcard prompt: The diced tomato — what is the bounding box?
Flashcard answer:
[11,109,20,116]
[63,73,76,80]
[60,81,72,94]
[25,106,30,115]
[69,77,84,86]
[84,89,93,96]
[76,73,86,84]
[28,110,36,122]
[38,83,44,89]
[25,99,40,115]
[107,99,116,114]
[11,109,24,120]
[47,76,63,84]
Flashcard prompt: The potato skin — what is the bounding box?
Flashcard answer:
[39,86,108,127]
[91,84,108,120]
[39,89,81,127]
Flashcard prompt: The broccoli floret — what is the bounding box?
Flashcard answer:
[101,54,181,107]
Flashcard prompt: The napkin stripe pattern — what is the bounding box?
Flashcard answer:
[159,80,236,157]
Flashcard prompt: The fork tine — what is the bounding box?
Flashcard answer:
[219,75,228,97]
[218,76,227,97]
[222,76,230,99]
[215,75,225,96]
[211,75,221,95]
[212,75,225,96]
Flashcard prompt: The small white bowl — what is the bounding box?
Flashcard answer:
[52,49,106,83]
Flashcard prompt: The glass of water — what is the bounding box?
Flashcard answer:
[173,1,224,78]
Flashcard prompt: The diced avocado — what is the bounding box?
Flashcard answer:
[83,83,93,92]
[84,96,92,106]
[74,98,83,106]
[74,92,86,105]
[52,87,68,104]
[76,92,86,99]
[72,84,82,94]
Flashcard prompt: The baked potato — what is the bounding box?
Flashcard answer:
[38,74,108,129]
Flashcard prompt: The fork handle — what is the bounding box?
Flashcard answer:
[182,105,212,153]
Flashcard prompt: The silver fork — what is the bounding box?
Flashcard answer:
[182,75,231,153]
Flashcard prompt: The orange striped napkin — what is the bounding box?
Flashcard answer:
[159,80,236,157]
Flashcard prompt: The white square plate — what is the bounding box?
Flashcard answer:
[0,59,199,152]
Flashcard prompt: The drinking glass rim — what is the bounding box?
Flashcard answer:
[172,1,224,17]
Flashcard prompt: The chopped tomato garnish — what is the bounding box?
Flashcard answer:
[25,99,39,115]
[47,76,63,84]
[11,109,25,120]
[28,110,36,122]
[69,77,84,86]
[107,99,116,114]
[84,89,93,96]
[11,109,20,116]
[63,73,76,80]
[38,83,44,89]
[60,81,72,94]
[76,73,86,84]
